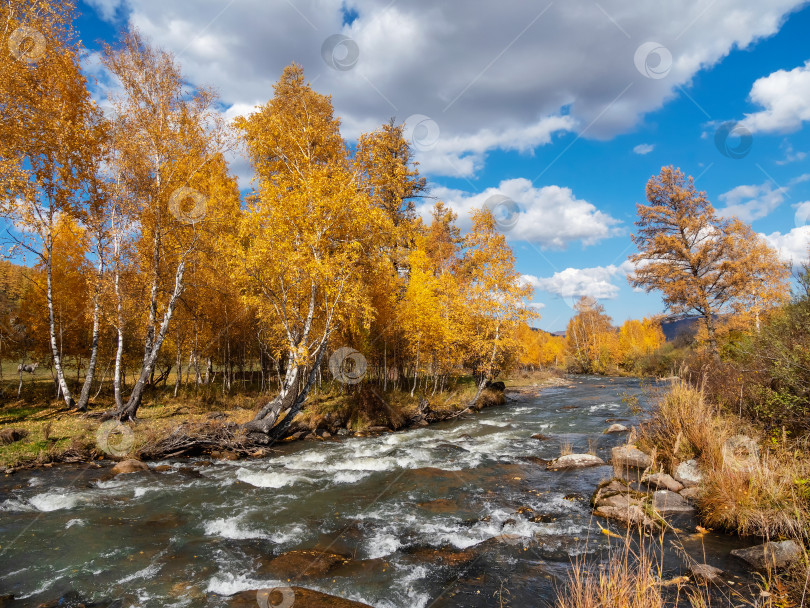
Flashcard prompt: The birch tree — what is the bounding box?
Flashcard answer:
[0,0,101,408]
[102,30,235,420]
[235,65,390,441]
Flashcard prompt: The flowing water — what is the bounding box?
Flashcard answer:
[0,377,760,607]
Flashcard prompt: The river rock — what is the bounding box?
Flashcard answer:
[0,428,27,444]
[598,493,641,510]
[642,472,684,493]
[592,479,631,505]
[611,445,652,469]
[679,486,703,500]
[0,594,13,607]
[228,587,372,608]
[337,428,351,436]
[404,545,478,568]
[604,423,629,433]
[730,540,801,570]
[673,459,703,488]
[531,433,551,440]
[651,490,695,514]
[367,426,391,433]
[690,563,723,583]
[546,453,605,470]
[111,459,149,475]
[259,549,350,579]
[418,498,458,513]
[594,503,660,531]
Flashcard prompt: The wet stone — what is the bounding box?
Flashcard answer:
[258,549,350,579]
[546,454,605,470]
[651,490,695,514]
[226,587,372,608]
[690,563,723,583]
[643,472,684,493]
[730,540,801,570]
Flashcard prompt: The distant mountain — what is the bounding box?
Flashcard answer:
[659,315,706,342]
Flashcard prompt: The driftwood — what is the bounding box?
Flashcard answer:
[136,421,274,460]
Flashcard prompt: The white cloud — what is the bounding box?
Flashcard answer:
[776,141,807,165]
[523,261,635,303]
[633,143,654,155]
[424,178,622,248]
[717,181,788,222]
[89,0,805,177]
[740,61,810,134]
[760,226,810,265]
[84,0,125,22]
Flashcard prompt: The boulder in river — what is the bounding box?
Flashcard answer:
[111,459,149,475]
[591,478,662,531]
[604,423,629,433]
[531,433,551,440]
[403,545,478,569]
[689,563,723,583]
[673,459,703,488]
[642,472,684,493]
[259,549,350,579]
[228,587,372,608]
[546,453,605,470]
[611,445,652,469]
[594,503,661,531]
[651,490,695,514]
[730,540,801,570]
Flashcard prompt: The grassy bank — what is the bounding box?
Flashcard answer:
[0,369,564,469]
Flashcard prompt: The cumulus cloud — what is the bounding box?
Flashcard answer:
[633,143,654,155]
[88,0,805,177]
[424,178,622,249]
[717,181,788,222]
[740,61,810,134]
[523,260,636,303]
[760,226,810,265]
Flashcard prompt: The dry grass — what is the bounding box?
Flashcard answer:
[700,447,810,540]
[554,536,698,608]
[555,531,806,608]
[637,381,731,473]
[560,439,574,456]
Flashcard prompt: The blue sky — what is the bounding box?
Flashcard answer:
[69,1,810,329]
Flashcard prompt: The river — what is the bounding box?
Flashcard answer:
[0,376,759,607]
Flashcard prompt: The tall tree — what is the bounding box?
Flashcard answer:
[566,296,618,374]
[462,208,535,403]
[102,30,235,420]
[0,0,102,407]
[629,166,790,355]
[234,65,390,441]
